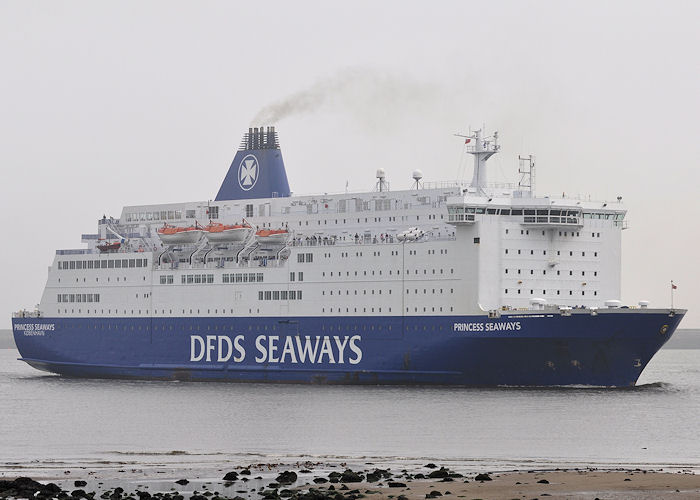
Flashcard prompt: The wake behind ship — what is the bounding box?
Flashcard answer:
[12,126,684,386]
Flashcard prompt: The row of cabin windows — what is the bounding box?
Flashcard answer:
[407,306,454,313]
[323,268,455,277]
[295,214,444,226]
[58,258,148,270]
[258,290,303,300]
[505,269,598,277]
[324,307,392,313]
[181,274,215,284]
[505,249,598,257]
[289,272,304,281]
[324,289,392,296]
[222,273,264,283]
[504,289,597,296]
[504,229,603,238]
[57,293,100,303]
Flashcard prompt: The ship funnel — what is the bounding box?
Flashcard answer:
[215,126,291,201]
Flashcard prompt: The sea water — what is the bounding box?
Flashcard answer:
[0,347,698,477]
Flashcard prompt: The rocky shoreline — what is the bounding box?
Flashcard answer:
[2,463,700,500]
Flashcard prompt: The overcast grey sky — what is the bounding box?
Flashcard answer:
[1,1,698,327]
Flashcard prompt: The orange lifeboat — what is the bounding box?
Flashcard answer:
[97,241,121,253]
[204,222,252,243]
[157,223,204,244]
[255,228,289,244]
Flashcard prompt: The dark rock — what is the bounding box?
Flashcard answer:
[279,490,294,498]
[537,479,549,484]
[624,478,631,482]
[340,485,349,491]
[387,482,406,488]
[474,473,492,482]
[75,481,88,488]
[440,478,454,482]
[175,480,189,486]
[223,472,238,481]
[414,473,426,480]
[397,496,408,500]
[365,473,380,483]
[240,469,251,475]
[190,495,208,500]
[447,473,463,478]
[328,472,342,480]
[276,471,298,485]
[340,470,363,483]
[312,478,328,484]
[114,488,124,495]
[427,468,449,479]
[71,490,88,498]
[425,491,442,498]
[267,483,280,489]
[424,464,438,469]
[136,492,151,500]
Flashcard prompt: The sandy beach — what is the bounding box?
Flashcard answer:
[3,463,700,500]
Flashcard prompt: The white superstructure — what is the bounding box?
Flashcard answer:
[37,129,627,321]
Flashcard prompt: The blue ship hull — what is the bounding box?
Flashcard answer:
[11,310,683,387]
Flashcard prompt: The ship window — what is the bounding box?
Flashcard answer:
[289,290,296,300]
[264,291,272,300]
[248,273,255,282]
[108,260,114,268]
[290,272,295,281]
[115,260,122,268]
[207,274,214,284]
[273,291,280,300]
[504,289,508,294]
[70,261,76,269]
[298,254,305,263]
[76,261,83,270]
[187,275,194,284]
[223,274,230,283]
[101,261,107,268]
[160,276,167,284]
[306,253,313,262]
[298,272,303,281]
[129,259,135,268]
[258,291,264,300]
[194,275,202,284]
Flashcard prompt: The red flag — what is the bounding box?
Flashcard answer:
[465,138,471,144]
[672,282,677,290]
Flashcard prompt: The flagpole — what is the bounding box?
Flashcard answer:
[671,280,674,309]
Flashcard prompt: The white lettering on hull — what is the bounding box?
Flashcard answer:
[191,335,362,365]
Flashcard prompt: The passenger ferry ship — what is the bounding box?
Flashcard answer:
[12,126,685,386]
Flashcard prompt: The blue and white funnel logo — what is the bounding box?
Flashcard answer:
[238,154,259,191]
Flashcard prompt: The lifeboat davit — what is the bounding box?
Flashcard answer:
[157,224,204,244]
[204,222,252,243]
[255,228,289,244]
